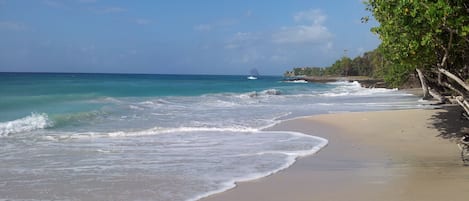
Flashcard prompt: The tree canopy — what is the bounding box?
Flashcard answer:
[366,0,469,79]
[367,0,469,114]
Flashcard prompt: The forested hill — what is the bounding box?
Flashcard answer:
[284,49,387,79]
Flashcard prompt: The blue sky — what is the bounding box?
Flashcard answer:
[0,0,379,75]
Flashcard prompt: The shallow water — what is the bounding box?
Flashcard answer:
[0,73,426,201]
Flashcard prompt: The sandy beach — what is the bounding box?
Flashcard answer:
[202,107,469,201]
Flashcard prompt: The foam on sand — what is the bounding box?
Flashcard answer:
[187,131,328,201]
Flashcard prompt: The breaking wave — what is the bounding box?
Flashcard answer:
[43,126,263,140]
[238,89,283,99]
[0,113,53,136]
[320,81,398,97]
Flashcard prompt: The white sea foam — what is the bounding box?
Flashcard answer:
[235,88,283,99]
[37,127,328,201]
[138,99,174,106]
[200,99,240,107]
[48,126,260,140]
[41,126,261,141]
[128,105,144,110]
[262,89,282,95]
[188,131,328,201]
[101,97,123,103]
[284,79,308,83]
[108,126,260,137]
[0,113,53,136]
[320,81,398,97]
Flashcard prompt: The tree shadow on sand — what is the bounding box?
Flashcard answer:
[430,105,469,142]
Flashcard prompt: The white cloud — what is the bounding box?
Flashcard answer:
[270,54,287,62]
[42,0,64,8]
[272,25,331,44]
[219,8,334,67]
[119,49,137,59]
[231,48,264,64]
[245,10,253,18]
[92,6,126,14]
[77,0,97,3]
[224,32,260,49]
[216,18,238,27]
[194,24,212,32]
[80,45,96,53]
[272,9,332,44]
[0,21,26,31]
[326,42,333,50]
[102,7,125,13]
[136,19,151,25]
[222,32,265,63]
[194,18,238,32]
[294,9,326,25]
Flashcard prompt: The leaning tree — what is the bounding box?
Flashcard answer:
[366,0,469,114]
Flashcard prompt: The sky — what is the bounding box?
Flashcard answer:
[0,0,380,75]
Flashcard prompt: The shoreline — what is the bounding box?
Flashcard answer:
[201,107,469,201]
[284,76,388,88]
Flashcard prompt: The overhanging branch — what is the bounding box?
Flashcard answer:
[438,68,469,92]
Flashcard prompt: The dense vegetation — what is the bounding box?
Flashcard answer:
[366,0,469,85]
[284,49,387,78]
[367,0,469,114]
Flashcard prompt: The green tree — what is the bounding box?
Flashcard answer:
[366,0,469,93]
[366,48,386,78]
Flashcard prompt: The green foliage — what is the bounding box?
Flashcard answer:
[366,0,469,77]
[285,49,387,78]
[287,67,326,77]
[383,63,414,87]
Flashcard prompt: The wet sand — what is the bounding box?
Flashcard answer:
[202,108,469,201]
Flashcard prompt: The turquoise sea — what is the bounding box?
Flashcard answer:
[0,73,425,201]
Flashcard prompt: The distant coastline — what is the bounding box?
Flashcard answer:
[284,76,388,88]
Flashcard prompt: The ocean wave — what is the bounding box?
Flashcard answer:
[238,89,283,99]
[108,126,260,137]
[0,113,53,136]
[320,81,397,97]
[51,110,107,128]
[43,111,289,140]
[0,110,110,137]
[283,79,308,83]
[262,89,282,95]
[43,126,261,140]
[138,99,174,106]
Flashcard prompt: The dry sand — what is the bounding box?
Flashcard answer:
[202,107,469,201]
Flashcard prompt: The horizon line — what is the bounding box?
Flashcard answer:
[0,71,282,77]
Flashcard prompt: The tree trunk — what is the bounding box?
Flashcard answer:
[428,88,446,104]
[456,96,469,117]
[438,68,469,92]
[441,81,464,97]
[416,68,431,99]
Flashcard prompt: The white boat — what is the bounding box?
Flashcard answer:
[247,76,258,80]
[247,68,259,80]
